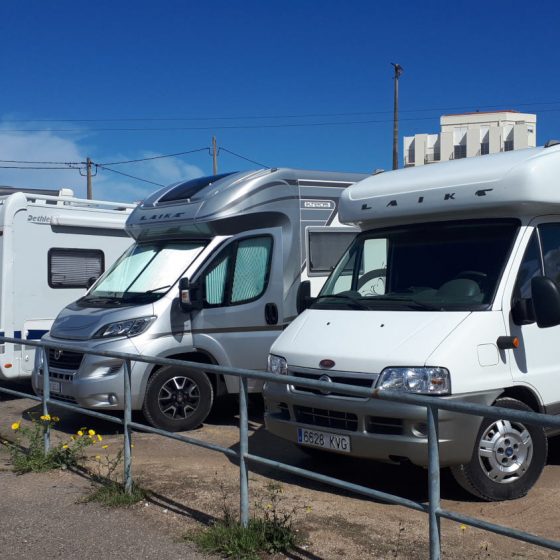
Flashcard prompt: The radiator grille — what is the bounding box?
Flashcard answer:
[294,406,358,432]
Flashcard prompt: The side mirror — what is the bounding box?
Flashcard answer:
[296,280,314,314]
[179,277,203,312]
[531,276,560,328]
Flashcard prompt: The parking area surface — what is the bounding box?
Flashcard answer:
[1,392,560,559]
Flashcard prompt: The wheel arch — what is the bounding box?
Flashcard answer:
[142,350,227,400]
[499,385,544,413]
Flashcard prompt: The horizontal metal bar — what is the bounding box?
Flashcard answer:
[127,420,238,458]
[0,386,42,402]
[439,508,560,552]
[246,452,428,514]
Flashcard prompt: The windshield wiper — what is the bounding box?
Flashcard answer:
[314,294,370,310]
[145,284,172,294]
[363,295,442,310]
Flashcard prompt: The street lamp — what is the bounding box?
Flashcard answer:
[391,63,404,170]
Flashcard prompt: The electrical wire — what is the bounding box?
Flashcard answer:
[0,165,83,170]
[0,159,83,165]
[99,147,208,166]
[96,164,166,187]
[2,100,560,122]
[219,147,268,168]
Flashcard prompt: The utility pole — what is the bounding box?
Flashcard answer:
[212,136,218,174]
[86,157,93,199]
[391,63,403,170]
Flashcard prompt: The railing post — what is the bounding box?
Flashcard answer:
[123,359,133,494]
[41,347,50,453]
[239,376,249,527]
[427,403,441,560]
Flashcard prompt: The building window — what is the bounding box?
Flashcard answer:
[504,140,514,152]
[480,143,489,155]
[48,248,104,289]
[454,145,467,159]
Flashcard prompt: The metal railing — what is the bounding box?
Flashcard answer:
[1,335,560,560]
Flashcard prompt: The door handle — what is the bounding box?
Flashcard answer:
[265,303,279,325]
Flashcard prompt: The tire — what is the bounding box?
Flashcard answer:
[142,366,213,432]
[451,397,547,501]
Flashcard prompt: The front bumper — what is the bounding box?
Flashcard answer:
[32,336,147,410]
[263,380,501,467]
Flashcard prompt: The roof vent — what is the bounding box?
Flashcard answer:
[544,139,560,148]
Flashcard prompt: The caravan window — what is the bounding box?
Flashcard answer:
[308,230,357,274]
[49,248,104,289]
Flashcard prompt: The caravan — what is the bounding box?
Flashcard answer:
[0,189,134,381]
[264,143,560,501]
[33,168,366,431]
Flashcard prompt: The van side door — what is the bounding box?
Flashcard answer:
[190,229,284,372]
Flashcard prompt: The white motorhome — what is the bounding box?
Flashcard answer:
[264,143,560,501]
[0,188,135,381]
[33,169,367,431]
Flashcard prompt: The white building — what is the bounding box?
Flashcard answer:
[404,110,537,167]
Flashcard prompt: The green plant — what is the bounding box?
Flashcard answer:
[8,416,97,474]
[189,481,304,560]
[85,444,146,507]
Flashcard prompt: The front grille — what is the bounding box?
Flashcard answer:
[47,348,83,371]
[366,416,403,435]
[290,368,377,399]
[48,371,74,382]
[294,405,358,432]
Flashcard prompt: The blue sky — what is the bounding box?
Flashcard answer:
[1,0,559,201]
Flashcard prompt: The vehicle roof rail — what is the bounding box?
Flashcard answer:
[544,139,560,148]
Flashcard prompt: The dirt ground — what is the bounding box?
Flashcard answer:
[1,391,560,560]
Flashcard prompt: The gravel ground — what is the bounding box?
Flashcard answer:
[1,393,560,559]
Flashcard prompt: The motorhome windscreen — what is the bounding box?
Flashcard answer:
[157,173,235,204]
[80,240,207,306]
[316,219,519,311]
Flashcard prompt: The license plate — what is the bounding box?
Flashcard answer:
[297,427,351,453]
[49,381,61,394]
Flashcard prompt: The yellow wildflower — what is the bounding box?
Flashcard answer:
[460,524,467,532]
[95,455,101,460]
[77,430,84,436]
[102,445,108,449]
[62,444,68,449]
[11,422,20,431]
[40,414,51,421]
[265,504,272,510]
[70,435,76,440]
[97,434,102,442]
[88,429,96,436]
[52,416,60,422]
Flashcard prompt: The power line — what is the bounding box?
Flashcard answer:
[0,159,83,165]
[2,100,560,122]
[96,164,166,187]
[99,147,208,166]
[219,147,268,168]
[0,165,83,170]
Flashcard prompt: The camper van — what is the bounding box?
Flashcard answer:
[0,189,135,381]
[264,143,560,501]
[33,168,367,431]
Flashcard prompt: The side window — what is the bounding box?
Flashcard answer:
[357,238,388,296]
[48,248,104,289]
[513,232,542,300]
[539,223,560,284]
[204,248,231,305]
[308,231,356,274]
[231,237,272,303]
[202,236,272,307]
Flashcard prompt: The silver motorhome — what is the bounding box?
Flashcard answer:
[33,169,366,431]
[0,188,134,380]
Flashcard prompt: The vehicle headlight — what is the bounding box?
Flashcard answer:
[94,316,156,339]
[268,354,288,375]
[377,367,450,395]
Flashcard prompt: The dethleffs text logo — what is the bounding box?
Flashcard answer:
[28,215,51,223]
[139,212,185,221]
[361,188,494,210]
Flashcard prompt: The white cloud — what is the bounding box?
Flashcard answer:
[0,126,205,203]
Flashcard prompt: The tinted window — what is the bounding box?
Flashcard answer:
[158,173,235,203]
[539,223,560,283]
[49,248,104,289]
[308,231,356,274]
[514,232,542,299]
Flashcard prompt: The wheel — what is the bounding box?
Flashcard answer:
[142,366,213,432]
[451,397,547,501]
